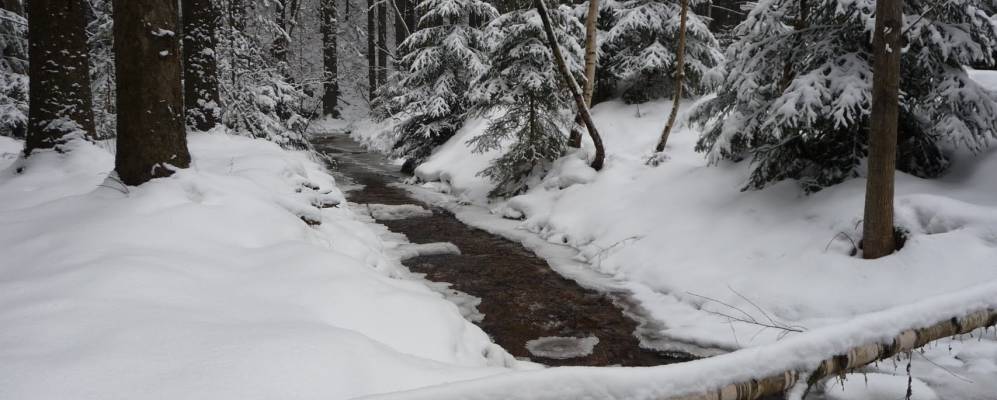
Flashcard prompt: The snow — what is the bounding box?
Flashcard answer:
[348,72,997,399]
[525,336,600,360]
[822,373,938,400]
[392,242,462,261]
[0,132,528,399]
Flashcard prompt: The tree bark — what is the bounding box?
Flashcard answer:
[321,0,340,117]
[366,0,377,100]
[534,0,604,171]
[25,0,95,155]
[182,0,222,132]
[862,0,902,259]
[2,0,23,15]
[660,308,997,400]
[112,0,191,185]
[779,0,808,92]
[376,0,388,87]
[394,0,409,46]
[653,0,689,154]
[582,0,598,106]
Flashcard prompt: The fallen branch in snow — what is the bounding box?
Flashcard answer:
[665,308,997,400]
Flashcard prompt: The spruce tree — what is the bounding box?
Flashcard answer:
[469,5,584,196]
[25,0,96,155]
[376,0,497,166]
[692,0,997,192]
[182,0,223,131]
[602,0,722,103]
[0,5,26,139]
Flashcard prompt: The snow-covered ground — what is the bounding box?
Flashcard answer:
[0,132,531,399]
[349,69,997,399]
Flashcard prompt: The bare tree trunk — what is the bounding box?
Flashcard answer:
[25,0,95,155]
[582,0,598,106]
[653,0,689,154]
[112,0,191,185]
[321,0,340,117]
[659,308,997,400]
[376,0,388,87]
[567,0,600,149]
[366,0,377,101]
[182,0,222,132]
[2,0,22,15]
[394,0,409,46]
[534,0,604,171]
[862,0,902,259]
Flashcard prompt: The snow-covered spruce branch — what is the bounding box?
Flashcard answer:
[664,308,997,400]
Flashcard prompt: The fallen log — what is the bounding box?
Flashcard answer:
[668,308,997,400]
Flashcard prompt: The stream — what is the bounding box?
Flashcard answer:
[312,132,693,367]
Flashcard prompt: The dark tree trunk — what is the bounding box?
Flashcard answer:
[272,2,289,70]
[862,0,903,259]
[394,0,409,46]
[405,0,416,33]
[534,0,604,171]
[376,0,387,86]
[321,0,340,117]
[653,0,689,154]
[366,0,376,100]
[182,0,222,131]
[2,0,23,15]
[112,0,191,185]
[25,0,95,155]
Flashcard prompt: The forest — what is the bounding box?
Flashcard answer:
[1,0,997,399]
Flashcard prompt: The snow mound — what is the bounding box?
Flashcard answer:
[392,242,462,261]
[525,336,600,360]
[0,133,522,399]
[361,203,434,220]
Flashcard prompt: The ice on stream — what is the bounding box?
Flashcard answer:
[360,203,433,220]
[525,336,600,360]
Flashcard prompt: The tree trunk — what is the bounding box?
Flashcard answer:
[182,0,222,132]
[582,0,598,106]
[661,308,997,400]
[779,0,808,92]
[568,0,600,149]
[366,0,377,100]
[405,0,417,33]
[534,0,604,171]
[272,2,290,73]
[653,0,689,154]
[394,0,409,46]
[321,0,340,118]
[376,0,388,87]
[112,0,191,185]
[2,0,23,15]
[862,0,902,259]
[25,0,95,155]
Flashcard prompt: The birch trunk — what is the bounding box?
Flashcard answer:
[665,308,997,400]
[534,0,604,171]
[653,0,689,154]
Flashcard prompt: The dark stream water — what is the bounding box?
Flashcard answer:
[312,133,692,367]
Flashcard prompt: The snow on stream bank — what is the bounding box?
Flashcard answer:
[0,133,527,400]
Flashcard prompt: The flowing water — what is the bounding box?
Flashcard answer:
[312,133,692,367]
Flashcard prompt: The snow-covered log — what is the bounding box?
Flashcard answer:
[667,308,997,400]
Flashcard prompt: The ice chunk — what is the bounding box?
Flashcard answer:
[392,242,461,261]
[525,336,599,360]
[363,203,434,220]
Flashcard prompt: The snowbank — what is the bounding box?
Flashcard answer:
[0,133,520,400]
